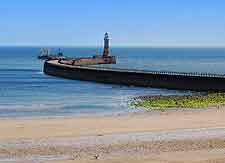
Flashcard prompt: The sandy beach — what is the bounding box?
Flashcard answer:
[1,107,225,163]
[1,0,225,162]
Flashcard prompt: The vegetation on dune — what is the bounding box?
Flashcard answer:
[131,93,225,110]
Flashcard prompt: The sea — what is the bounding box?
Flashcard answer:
[0,47,225,118]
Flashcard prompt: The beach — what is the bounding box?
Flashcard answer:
[1,0,225,161]
[1,107,225,162]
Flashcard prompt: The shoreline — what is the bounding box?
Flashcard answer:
[0,104,221,120]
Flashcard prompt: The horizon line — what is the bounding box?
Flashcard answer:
[0,45,225,48]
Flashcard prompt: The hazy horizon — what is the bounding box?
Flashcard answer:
[1,45,225,48]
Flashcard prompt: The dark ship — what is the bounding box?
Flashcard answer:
[38,33,116,65]
[38,48,63,60]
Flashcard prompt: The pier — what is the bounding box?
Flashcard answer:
[43,33,225,92]
[44,60,225,92]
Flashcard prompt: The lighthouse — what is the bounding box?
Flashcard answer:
[103,33,110,57]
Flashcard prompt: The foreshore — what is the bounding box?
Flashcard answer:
[2,107,225,163]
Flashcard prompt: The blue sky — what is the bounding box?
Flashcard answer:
[0,0,225,46]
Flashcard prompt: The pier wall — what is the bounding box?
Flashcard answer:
[44,60,225,91]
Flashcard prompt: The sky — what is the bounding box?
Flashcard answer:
[0,0,225,47]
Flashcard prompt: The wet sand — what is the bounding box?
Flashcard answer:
[1,107,225,162]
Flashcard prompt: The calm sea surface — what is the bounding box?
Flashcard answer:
[0,47,225,118]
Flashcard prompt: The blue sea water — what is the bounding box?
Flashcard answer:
[0,47,225,118]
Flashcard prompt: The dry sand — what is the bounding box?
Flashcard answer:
[1,107,225,162]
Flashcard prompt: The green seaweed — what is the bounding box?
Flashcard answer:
[131,93,225,110]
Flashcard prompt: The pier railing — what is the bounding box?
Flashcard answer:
[84,66,225,78]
